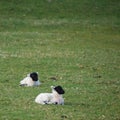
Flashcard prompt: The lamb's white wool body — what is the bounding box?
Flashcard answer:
[35,86,65,105]
[20,72,40,86]
[20,76,40,86]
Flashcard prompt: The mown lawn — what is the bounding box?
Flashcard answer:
[0,0,120,120]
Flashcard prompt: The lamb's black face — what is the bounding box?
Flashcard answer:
[30,72,38,81]
[54,85,65,94]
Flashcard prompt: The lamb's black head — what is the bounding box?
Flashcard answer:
[54,85,65,94]
[30,72,38,81]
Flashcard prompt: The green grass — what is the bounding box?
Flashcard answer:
[0,0,120,120]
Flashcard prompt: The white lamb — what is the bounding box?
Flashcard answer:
[20,72,41,87]
[35,86,65,105]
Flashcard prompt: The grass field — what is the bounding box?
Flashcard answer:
[0,0,120,120]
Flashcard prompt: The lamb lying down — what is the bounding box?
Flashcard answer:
[35,86,65,105]
[20,72,41,87]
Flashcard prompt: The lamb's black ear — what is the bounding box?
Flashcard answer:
[30,72,38,81]
[54,86,65,94]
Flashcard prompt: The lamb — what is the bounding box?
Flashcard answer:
[35,85,65,105]
[20,72,41,86]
